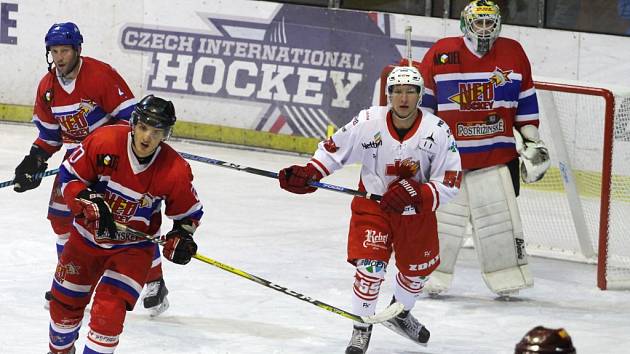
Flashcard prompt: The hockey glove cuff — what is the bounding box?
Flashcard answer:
[13,145,50,193]
[162,219,198,265]
[380,178,423,214]
[278,163,323,194]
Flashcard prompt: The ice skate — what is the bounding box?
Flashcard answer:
[143,277,169,317]
[382,309,430,346]
[345,324,373,354]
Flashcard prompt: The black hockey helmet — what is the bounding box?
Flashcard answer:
[514,326,576,354]
[131,94,176,139]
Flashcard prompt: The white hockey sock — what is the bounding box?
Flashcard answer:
[85,329,119,354]
[394,273,427,310]
[351,259,386,319]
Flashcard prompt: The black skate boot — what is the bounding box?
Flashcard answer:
[345,324,373,354]
[143,277,169,317]
[382,305,430,346]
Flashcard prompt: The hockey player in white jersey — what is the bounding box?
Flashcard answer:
[278,66,462,354]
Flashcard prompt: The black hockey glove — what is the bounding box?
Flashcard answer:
[14,145,50,193]
[162,219,198,265]
[75,189,118,241]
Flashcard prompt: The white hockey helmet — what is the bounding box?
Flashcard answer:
[386,66,424,97]
[460,0,502,55]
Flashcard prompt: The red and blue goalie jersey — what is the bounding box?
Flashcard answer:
[419,37,540,170]
[33,56,136,156]
[59,125,204,249]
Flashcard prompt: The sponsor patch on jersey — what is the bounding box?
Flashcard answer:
[434,51,460,65]
[43,89,53,103]
[97,154,120,170]
[362,229,388,250]
[408,254,440,271]
[456,116,505,137]
[361,132,382,149]
[323,137,338,153]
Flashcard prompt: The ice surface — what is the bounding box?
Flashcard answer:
[0,123,628,353]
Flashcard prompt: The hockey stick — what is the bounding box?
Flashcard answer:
[0,168,60,189]
[116,222,403,324]
[179,151,382,201]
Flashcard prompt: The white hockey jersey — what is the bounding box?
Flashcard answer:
[310,106,462,212]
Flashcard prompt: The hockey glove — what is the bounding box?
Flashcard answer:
[162,220,198,265]
[13,145,49,193]
[278,163,322,194]
[75,189,118,241]
[380,178,423,214]
[513,126,551,183]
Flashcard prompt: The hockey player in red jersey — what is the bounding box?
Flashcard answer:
[47,94,203,354]
[12,22,170,315]
[278,65,461,353]
[417,1,551,297]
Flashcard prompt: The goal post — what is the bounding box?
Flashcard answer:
[378,65,630,290]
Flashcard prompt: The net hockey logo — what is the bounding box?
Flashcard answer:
[448,67,513,111]
[363,229,388,250]
[57,99,97,141]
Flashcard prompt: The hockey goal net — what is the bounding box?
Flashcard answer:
[521,81,630,290]
[379,67,630,289]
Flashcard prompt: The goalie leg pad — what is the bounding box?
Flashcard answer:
[423,190,471,294]
[394,273,428,310]
[351,259,387,317]
[466,165,533,294]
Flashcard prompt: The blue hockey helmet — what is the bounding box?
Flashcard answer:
[45,22,83,50]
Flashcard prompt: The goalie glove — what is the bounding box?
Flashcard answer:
[513,125,551,183]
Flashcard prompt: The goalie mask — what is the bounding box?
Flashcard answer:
[460,0,502,55]
[514,326,576,354]
[131,95,177,140]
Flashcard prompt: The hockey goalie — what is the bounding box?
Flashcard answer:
[417,0,551,297]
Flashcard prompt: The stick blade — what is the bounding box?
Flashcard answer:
[361,301,404,324]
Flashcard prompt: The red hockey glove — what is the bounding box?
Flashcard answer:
[380,178,423,214]
[162,220,197,265]
[278,164,322,194]
[75,189,118,240]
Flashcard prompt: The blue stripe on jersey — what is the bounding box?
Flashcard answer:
[48,207,72,218]
[421,93,436,110]
[458,142,515,154]
[52,281,90,298]
[100,276,140,299]
[186,208,204,223]
[59,164,78,187]
[115,104,134,121]
[34,120,62,144]
[516,92,539,116]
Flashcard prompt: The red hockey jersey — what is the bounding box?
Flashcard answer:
[59,125,203,249]
[420,36,539,170]
[32,56,136,156]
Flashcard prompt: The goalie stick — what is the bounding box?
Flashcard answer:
[178,151,383,201]
[116,222,403,324]
[0,168,60,189]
